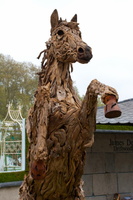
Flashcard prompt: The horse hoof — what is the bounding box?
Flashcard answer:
[104,95,122,118]
[31,160,46,180]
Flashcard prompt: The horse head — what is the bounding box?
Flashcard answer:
[46,9,92,64]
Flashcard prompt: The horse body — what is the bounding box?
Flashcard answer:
[19,10,119,200]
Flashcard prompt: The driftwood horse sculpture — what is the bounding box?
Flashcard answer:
[19,9,119,200]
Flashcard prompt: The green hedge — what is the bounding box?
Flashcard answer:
[0,171,27,183]
[96,124,133,131]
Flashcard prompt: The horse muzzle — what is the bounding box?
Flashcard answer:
[77,45,93,64]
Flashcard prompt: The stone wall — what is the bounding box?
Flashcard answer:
[83,130,133,200]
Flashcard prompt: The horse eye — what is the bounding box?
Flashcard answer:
[57,30,64,36]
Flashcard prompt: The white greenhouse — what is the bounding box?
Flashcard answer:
[0,104,25,172]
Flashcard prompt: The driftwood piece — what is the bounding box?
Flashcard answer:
[19,9,119,200]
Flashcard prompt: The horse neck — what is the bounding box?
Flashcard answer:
[52,60,72,87]
[39,59,81,106]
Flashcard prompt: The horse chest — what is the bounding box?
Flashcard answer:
[48,99,79,133]
[47,99,83,162]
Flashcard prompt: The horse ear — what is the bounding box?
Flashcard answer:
[51,9,59,29]
[71,14,77,22]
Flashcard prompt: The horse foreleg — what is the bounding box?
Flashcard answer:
[79,79,119,148]
[88,79,119,103]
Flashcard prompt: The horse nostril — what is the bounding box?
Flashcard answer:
[78,47,84,53]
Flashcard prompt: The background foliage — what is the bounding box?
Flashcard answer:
[0,54,39,120]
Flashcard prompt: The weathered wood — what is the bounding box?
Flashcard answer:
[19,9,119,200]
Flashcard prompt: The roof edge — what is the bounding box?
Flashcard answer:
[95,129,133,134]
[118,98,133,104]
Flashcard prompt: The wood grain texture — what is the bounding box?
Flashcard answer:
[19,9,119,200]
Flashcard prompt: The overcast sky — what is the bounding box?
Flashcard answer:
[0,0,133,101]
